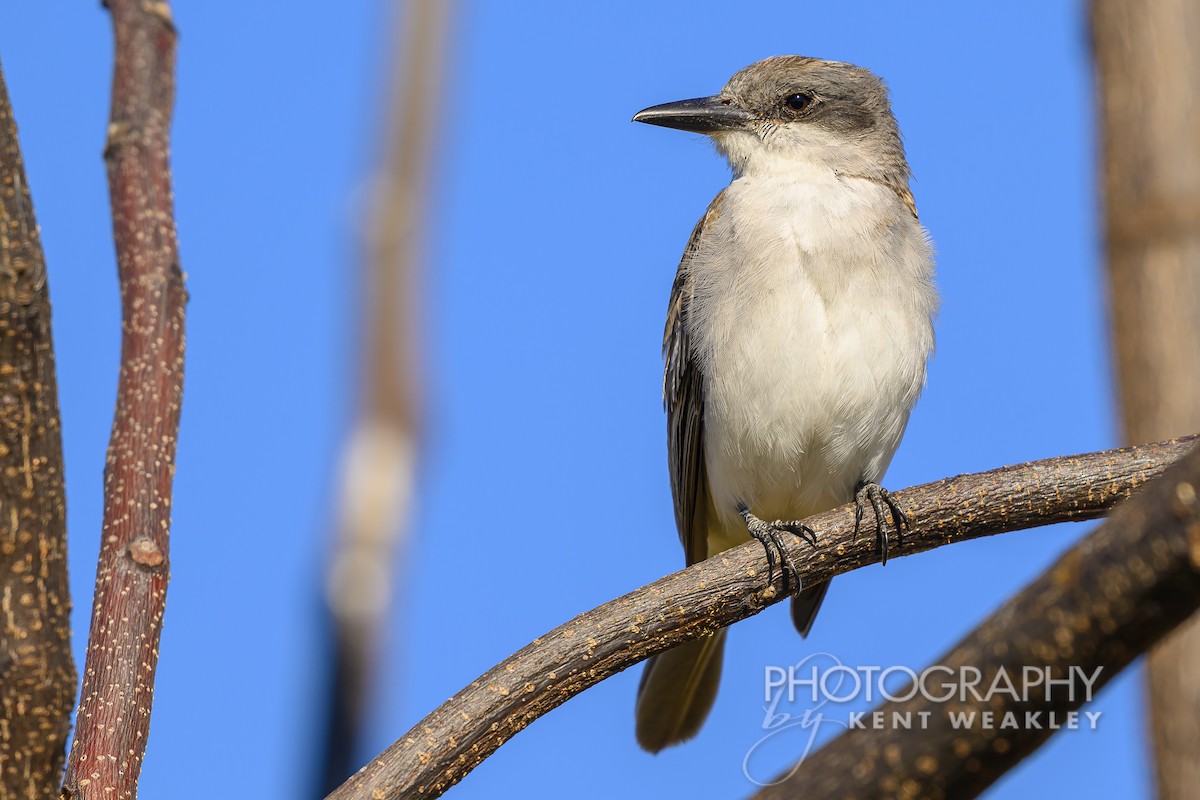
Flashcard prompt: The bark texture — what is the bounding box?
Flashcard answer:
[751,443,1200,800]
[0,60,75,800]
[326,437,1194,800]
[61,2,185,798]
[1092,2,1200,797]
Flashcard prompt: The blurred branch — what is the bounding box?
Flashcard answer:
[1092,1,1200,797]
[318,0,452,791]
[326,436,1196,800]
[0,59,75,799]
[61,1,185,798]
[751,441,1200,799]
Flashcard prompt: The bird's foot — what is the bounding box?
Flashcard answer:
[854,481,909,566]
[738,504,817,595]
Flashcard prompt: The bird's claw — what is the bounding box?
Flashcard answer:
[738,504,817,595]
[854,481,909,566]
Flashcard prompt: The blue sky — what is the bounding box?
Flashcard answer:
[1,1,1143,798]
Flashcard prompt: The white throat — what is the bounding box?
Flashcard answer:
[713,127,888,182]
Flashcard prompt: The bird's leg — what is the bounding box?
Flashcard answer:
[853,481,909,566]
[738,503,817,595]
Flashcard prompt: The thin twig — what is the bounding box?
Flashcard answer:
[751,439,1200,799]
[0,59,75,799]
[326,436,1196,800]
[61,1,184,798]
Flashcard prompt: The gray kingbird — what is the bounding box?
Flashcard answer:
[632,55,938,752]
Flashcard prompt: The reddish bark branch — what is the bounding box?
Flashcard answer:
[61,2,184,798]
[0,60,76,799]
[326,436,1195,800]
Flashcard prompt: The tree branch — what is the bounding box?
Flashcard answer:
[1092,1,1200,796]
[318,0,452,790]
[751,438,1200,799]
[326,436,1197,800]
[0,59,75,799]
[61,1,184,797]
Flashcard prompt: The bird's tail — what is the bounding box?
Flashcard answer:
[635,629,726,752]
[790,578,830,638]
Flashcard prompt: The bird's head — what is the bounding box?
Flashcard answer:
[634,56,908,182]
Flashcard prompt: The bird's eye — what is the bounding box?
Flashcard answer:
[783,93,813,113]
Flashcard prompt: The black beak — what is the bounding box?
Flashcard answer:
[632,95,753,133]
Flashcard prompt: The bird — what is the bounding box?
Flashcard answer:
[631,56,938,753]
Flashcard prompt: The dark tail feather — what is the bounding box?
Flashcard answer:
[791,579,831,638]
[635,629,726,752]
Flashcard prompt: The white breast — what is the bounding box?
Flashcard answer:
[687,169,937,550]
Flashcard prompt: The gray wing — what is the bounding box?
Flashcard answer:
[664,192,724,566]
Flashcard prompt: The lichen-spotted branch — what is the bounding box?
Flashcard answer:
[750,440,1200,799]
[326,436,1196,800]
[61,1,185,798]
[0,59,75,800]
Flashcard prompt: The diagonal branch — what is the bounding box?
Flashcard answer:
[750,438,1200,799]
[0,59,76,799]
[326,435,1197,800]
[61,1,185,798]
